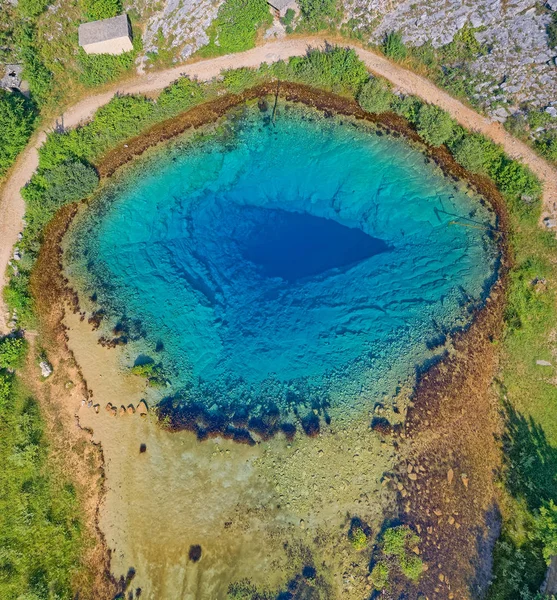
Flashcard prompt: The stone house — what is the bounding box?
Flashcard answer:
[78,14,133,55]
[267,0,299,19]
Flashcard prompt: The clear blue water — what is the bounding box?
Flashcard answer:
[67,103,498,426]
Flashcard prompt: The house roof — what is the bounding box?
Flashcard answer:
[78,14,131,46]
[268,0,296,10]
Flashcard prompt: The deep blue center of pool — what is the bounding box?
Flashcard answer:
[239,207,389,281]
[68,103,498,420]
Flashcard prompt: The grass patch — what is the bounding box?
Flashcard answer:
[0,340,87,599]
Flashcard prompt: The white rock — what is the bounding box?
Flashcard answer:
[536,360,552,366]
[40,361,53,378]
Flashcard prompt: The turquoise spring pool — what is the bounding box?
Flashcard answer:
[66,101,499,435]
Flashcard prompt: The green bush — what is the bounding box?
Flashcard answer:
[349,526,368,550]
[222,67,264,94]
[357,77,394,113]
[22,160,99,249]
[492,159,541,204]
[15,24,53,107]
[370,561,389,590]
[0,371,13,410]
[0,337,28,370]
[381,525,423,582]
[535,501,557,563]
[441,23,485,62]
[203,0,272,55]
[415,103,455,146]
[287,47,368,95]
[298,0,337,30]
[157,76,206,116]
[281,8,296,27]
[451,133,503,174]
[393,95,422,122]
[383,31,407,61]
[0,90,35,178]
[77,48,135,87]
[17,0,50,18]
[383,525,418,556]
[81,0,122,21]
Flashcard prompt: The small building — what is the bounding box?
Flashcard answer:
[267,0,299,18]
[0,64,23,91]
[78,14,133,56]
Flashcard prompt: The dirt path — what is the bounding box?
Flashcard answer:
[1,36,557,333]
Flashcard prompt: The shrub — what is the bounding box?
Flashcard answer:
[381,525,423,582]
[288,47,368,95]
[0,90,35,178]
[370,561,389,590]
[78,48,135,87]
[400,552,424,581]
[393,95,422,122]
[0,337,28,370]
[16,24,53,106]
[204,0,272,55]
[157,76,206,116]
[415,103,455,146]
[0,371,13,410]
[383,31,407,61]
[535,501,557,563]
[22,160,99,247]
[492,159,541,204]
[298,0,337,30]
[81,0,122,21]
[349,526,368,550]
[222,67,263,94]
[281,8,296,28]
[451,133,503,174]
[17,0,50,18]
[441,22,485,62]
[357,77,394,113]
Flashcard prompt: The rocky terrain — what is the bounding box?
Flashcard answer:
[125,0,223,63]
[345,0,557,120]
[127,0,557,121]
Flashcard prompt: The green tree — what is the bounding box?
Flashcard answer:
[383,31,407,61]
[357,77,394,113]
[0,90,35,177]
[415,103,455,146]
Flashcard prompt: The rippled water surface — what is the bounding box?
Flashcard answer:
[67,102,499,419]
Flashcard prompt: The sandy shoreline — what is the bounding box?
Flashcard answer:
[1,36,557,333]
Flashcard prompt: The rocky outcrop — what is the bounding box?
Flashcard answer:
[344,0,557,117]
